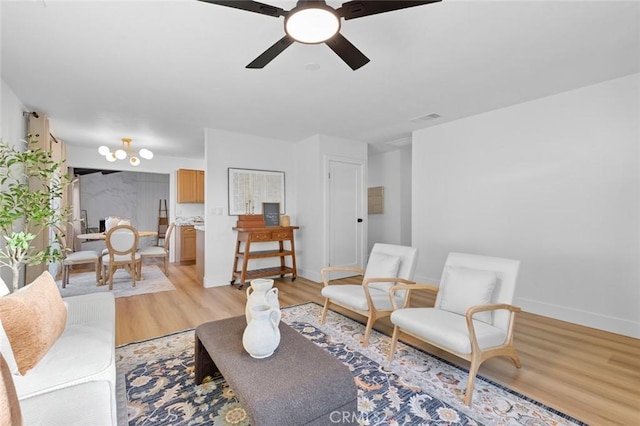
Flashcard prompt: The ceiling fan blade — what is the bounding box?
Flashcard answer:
[337,0,440,20]
[246,35,295,69]
[325,33,370,70]
[197,0,286,18]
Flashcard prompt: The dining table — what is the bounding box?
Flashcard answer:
[77,231,158,240]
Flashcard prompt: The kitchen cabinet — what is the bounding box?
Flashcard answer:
[175,225,196,263]
[177,169,205,203]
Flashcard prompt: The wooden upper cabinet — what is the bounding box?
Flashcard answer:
[177,169,205,203]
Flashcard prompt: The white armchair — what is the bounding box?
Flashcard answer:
[320,243,419,346]
[388,252,522,405]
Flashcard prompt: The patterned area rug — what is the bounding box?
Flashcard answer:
[57,265,175,298]
[116,303,586,426]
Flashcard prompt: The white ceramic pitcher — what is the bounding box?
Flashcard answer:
[246,279,280,323]
[242,305,281,359]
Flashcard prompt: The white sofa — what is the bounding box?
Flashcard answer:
[0,274,117,426]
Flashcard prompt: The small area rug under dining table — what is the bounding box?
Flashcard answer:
[57,265,175,298]
[116,302,586,426]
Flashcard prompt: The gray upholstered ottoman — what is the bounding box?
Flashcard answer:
[195,315,358,425]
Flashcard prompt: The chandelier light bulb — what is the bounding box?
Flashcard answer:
[106,152,117,162]
[115,149,127,160]
[129,156,140,166]
[139,148,153,160]
[98,145,110,156]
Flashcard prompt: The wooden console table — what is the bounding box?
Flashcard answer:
[231,226,299,287]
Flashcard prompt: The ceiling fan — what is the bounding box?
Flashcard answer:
[198,0,441,70]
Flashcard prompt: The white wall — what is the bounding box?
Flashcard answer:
[203,128,297,287]
[412,73,640,338]
[1,80,27,148]
[294,135,323,282]
[295,134,368,282]
[0,79,28,286]
[367,145,412,254]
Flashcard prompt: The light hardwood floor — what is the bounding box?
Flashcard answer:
[111,261,639,425]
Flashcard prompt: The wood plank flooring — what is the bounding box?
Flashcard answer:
[111,261,639,425]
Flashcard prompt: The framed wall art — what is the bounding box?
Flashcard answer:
[228,168,285,215]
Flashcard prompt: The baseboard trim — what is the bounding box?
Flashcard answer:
[517,297,639,338]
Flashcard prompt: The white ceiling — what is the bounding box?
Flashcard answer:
[2,0,638,158]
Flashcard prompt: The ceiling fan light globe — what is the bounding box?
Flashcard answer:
[139,148,153,160]
[115,149,127,160]
[98,145,110,156]
[285,7,340,44]
[129,156,140,166]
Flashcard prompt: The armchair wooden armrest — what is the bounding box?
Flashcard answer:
[465,303,521,318]
[320,266,365,287]
[465,303,522,354]
[387,282,436,309]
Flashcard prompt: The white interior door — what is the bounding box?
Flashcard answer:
[327,158,364,279]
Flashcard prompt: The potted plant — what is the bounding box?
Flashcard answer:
[0,136,73,292]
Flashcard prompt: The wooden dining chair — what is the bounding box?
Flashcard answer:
[62,250,101,288]
[139,222,175,276]
[101,224,141,290]
[54,226,102,287]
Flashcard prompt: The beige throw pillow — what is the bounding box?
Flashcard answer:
[0,271,67,375]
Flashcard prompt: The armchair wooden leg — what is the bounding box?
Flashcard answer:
[388,326,400,362]
[463,356,482,406]
[320,299,330,324]
[164,256,168,276]
[507,347,522,368]
[362,314,376,347]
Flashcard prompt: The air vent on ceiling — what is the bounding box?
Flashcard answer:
[410,113,441,123]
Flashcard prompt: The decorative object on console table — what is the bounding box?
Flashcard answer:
[262,202,280,227]
[231,219,299,290]
[236,214,264,228]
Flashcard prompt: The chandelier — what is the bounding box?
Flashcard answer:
[97,138,153,166]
